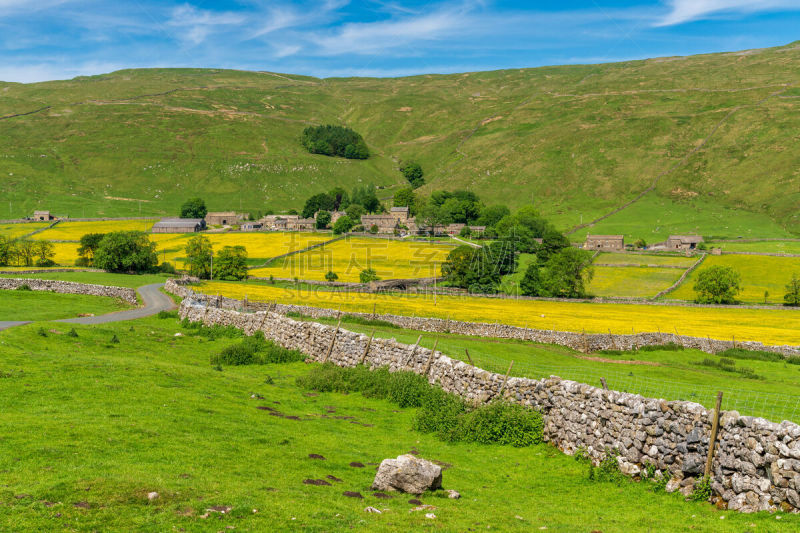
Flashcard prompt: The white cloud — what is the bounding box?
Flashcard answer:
[312,3,474,55]
[655,0,800,26]
[166,4,246,45]
[0,60,129,83]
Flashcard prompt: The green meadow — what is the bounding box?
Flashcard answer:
[2,314,799,532]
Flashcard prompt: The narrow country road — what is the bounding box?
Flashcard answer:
[0,283,175,331]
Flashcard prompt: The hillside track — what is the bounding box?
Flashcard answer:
[565,81,797,235]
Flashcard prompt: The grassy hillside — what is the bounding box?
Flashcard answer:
[2,42,799,238]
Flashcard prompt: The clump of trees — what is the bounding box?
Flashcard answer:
[693,265,741,304]
[441,242,517,294]
[180,197,207,219]
[94,231,158,273]
[184,235,248,280]
[301,125,369,159]
[0,237,57,267]
[301,185,383,223]
[77,233,105,267]
[784,273,800,306]
[400,161,424,188]
[519,248,594,298]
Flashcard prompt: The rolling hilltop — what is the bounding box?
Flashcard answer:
[1,42,799,240]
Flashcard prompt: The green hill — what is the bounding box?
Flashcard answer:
[2,42,799,240]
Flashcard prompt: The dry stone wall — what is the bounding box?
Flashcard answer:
[0,278,138,305]
[178,297,800,513]
[164,279,800,358]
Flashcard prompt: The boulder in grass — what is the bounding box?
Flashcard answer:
[371,454,442,495]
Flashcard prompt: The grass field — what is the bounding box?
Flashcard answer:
[307,316,800,423]
[587,266,684,298]
[594,252,697,267]
[568,192,794,243]
[30,219,157,241]
[1,316,797,531]
[250,236,454,282]
[669,254,800,304]
[194,280,800,346]
[2,42,800,238]
[0,222,49,239]
[152,232,333,268]
[0,271,171,288]
[0,289,131,320]
[710,241,800,254]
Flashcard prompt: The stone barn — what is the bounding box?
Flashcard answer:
[205,212,241,226]
[151,218,205,233]
[585,234,624,251]
[666,235,704,250]
[32,210,54,221]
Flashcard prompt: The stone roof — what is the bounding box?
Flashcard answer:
[586,234,624,240]
[153,218,203,229]
[206,211,237,217]
[669,235,704,243]
[390,206,409,213]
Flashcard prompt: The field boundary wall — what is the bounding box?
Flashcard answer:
[179,297,800,513]
[0,278,138,305]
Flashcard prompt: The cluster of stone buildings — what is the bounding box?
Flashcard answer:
[584,234,705,252]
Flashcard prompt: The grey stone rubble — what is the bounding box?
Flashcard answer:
[164,279,800,358]
[372,455,443,494]
[1,278,138,305]
[177,295,800,513]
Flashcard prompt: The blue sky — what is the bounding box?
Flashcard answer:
[0,0,798,82]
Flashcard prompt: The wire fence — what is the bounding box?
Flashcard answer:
[466,353,800,424]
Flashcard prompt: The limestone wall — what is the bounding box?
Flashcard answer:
[0,278,138,305]
[179,298,800,513]
[164,279,800,358]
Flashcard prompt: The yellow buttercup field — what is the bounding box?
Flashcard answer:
[588,266,683,298]
[249,236,454,281]
[31,219,157,240]
[195,280,800,347]
[152,232,332,268]
[669,254,800,304]
[0,222,49,240]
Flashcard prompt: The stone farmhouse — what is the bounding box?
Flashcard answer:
[585,234,624,251]
[361,214,399,234]
[329,211,347,225]
[390,206,409,221]
[32,210,55,221]
[205,212,242,226]
[288,217,316,231]
[151,218,205,233]
[260,215,298,230]
[666,235,704,250]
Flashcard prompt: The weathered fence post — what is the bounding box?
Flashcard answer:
[464,348,474,366]
[704,391,724,479]
[423,338,440,375]
[600,377,609,390]
[359,329,375,365]
[499,360,515,396]
[322,317,342,363]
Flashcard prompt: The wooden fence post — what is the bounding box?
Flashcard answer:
[600,377,609,390]
[372,302,376,319]
[359,329,375,365]
[423,338,440,375]
[323,317,342,363]
[704,392,724,479]
[465,348,474,366]
[499,360,515,396]
[732,335,736,349]
[583,329,589,353]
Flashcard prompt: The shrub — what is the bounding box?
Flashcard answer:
[110,334,120,344]
[210,332,305,366]
[637,342,684,352]
[341,314,398,329]
[718,347,782,362]
[16,284,32,291]
[588,449,625,485]
[67,328,79,338]
[698,357,762,379]
[37,327,48,337]
[159,261,176,274]
[360,268,380,283]
[325,270,339,282]
[453,401,543,447]
[298,364,543,447]
[689,476,712,502]
[35,258,56,267]
[157,310,178,319]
